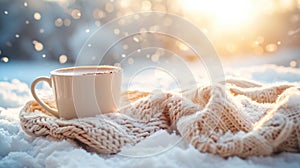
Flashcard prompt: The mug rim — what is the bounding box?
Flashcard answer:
[50,65,122,76]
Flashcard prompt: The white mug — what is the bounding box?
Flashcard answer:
[31,65,122,119]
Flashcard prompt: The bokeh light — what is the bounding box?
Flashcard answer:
[33,12,41,20]
[127,57,134,64]
[55,18,63,27]
[265,43,278,53]
[71,9,81,19]
[64,19,71,27]
[0,0,299,64]
[32,40,44,51]
[290,60,297,67]
[59,54,68,64]
[105,2,114,13]
[1,57,9,63]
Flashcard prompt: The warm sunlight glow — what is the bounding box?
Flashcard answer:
[181,0,256,29]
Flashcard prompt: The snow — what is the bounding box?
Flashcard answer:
[277,87,300,107]
[226,64,300,83]
[0,79,31,108]
[1,53,300,167]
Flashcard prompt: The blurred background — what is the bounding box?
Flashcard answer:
[0,0,300,83]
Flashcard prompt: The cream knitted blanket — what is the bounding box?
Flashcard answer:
[19,79,300,157]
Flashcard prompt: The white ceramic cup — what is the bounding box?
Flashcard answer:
[31,65,122,119]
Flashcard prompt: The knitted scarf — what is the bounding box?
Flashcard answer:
[20,78,300,157]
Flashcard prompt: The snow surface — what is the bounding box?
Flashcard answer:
[1,56,300,167]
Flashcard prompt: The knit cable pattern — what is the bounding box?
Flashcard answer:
[19,79,300,157]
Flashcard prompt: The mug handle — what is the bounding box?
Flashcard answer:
[31,77,59,118]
